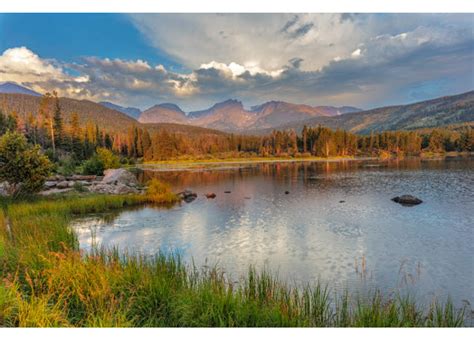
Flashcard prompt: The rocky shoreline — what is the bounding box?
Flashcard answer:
[39,169,144,195]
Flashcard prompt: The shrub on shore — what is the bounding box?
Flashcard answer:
[0,131,53,197]
[82,155,105,176]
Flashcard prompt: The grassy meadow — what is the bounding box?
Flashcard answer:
[0,191,467,327]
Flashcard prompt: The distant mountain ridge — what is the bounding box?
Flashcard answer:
[0,82,41,97]
[99,101,141,119]
[138,99,362,131]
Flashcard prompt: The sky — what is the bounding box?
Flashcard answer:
[0,13,473,111]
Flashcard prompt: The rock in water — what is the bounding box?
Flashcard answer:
[205,193,216,199]
[177,189,197,203]
[285,191,290,194]
[183,195,197,203]
[102,168,138,186]
[391,195,423,206]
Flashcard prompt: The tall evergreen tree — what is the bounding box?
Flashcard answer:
[52,91,63,152]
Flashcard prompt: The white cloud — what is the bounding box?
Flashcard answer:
[0,47,66,84]
[351,49,362,58]
[199,61,284,79]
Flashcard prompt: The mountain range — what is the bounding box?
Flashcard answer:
[99,102,141,119]
[138,98,361,131]
[1,82,473,136]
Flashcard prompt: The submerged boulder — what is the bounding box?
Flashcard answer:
[391,195,423,206]
[205,193,216,199]
[177,189,197,203]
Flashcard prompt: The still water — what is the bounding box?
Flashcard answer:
[72,157,474,308]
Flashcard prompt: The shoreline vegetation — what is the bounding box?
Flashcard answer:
[139,152,473,171]
[0,193,467,327]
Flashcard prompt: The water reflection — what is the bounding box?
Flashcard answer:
[72,157,474,309]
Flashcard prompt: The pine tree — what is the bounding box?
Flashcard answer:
[70,112,83,159]
[52,91,63,152]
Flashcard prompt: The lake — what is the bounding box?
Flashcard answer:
[71,157,474,311]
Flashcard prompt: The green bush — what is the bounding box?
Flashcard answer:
[82,156,105,176]
[57,155,77,176]
[0,131,53,197]
[96,148,120,170]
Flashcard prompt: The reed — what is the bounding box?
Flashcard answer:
[0,194,467,327]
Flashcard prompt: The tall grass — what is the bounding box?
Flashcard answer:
[0,194,466,327]
[146,178,178,204]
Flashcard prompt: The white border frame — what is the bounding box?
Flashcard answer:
[0,0,474,13]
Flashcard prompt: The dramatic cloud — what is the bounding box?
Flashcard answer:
[0,14,472,110]
[130,13,365,72]
[0,47,66,90]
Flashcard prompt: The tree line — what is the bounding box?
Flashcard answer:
[1,93,473,164]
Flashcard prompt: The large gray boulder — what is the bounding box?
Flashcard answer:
[102,168,138,187]
[89,169,140,194]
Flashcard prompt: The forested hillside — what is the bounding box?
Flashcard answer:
[260,91,474,135]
